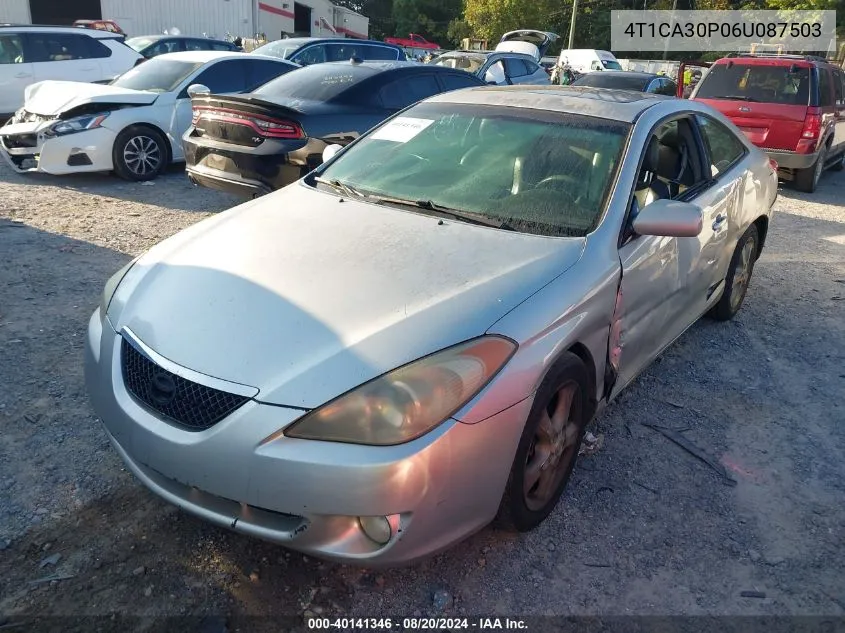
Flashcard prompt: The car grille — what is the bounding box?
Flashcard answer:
[121,337,249,431]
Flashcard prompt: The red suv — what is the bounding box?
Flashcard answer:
[692,54,845,192]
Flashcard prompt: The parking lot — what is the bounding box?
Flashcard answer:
[1,159,843,627]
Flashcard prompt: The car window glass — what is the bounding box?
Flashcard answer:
[818,68,833,107]
[439,72,482,92]
[364,45,401,60]
[662,79,678,95]
[255,64,369,101]
[835,69,845,106]
[645,79,660,93]
[210,42,234,51]
[190,59,247,94]
[379,73,440,109]
[591,60,603,71]
[148,39,182,56]
[84,36,112,58]
[431,53,485,73]
[504,58,529,78]
[0,34,25,64]
[484,60,506,84]
[695,115,745,177]
[112,58,203,92]
[26,33,94,62]
[185,39,212,51]
[293,44,326,66]
[246,59,292,90]
[695,62,811,106]
[633,118,707,215]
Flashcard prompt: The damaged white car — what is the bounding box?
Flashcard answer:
[0,51,296,181]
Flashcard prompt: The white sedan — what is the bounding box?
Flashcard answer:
[0,51,298,181]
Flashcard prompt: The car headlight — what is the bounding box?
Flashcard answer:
[99,257,139,317]
[49,112,110,136]
[279,336,517,446]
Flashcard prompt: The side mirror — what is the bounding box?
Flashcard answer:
[187,84,210,99]
[632,199,703,238]
[322,143,343,162]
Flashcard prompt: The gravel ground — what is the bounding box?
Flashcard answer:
[0,161,844,630]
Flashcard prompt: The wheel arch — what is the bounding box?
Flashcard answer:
[752,215,768,258]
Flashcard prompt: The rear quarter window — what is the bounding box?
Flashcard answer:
[818,68,833,107]
[695,63,812,106]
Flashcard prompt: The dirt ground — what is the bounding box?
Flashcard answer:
[1,160,844,631]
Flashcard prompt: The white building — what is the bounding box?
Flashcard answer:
[1,0,369,41]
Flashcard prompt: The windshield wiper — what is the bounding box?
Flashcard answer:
[709,95,759,102]
[365,195,511,229]
[314,176,366,199]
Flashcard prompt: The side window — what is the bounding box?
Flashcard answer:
[504,58,529,78]
[363,45,401,61]
[210,42,234,51]
[26,33,95,62]
[696,115,745,176]
[484,60,506,85]
[293,45,326,66]
[0,34,25,64]
[83,36,112,58]
[645,79,660,93]
[524,60,542,76]
[662,79,678,96]
[835,69,845,106]
[818,68,833,107]
[439,72,481,92]
[190,60,247,94]
[148,39,182,56]
[379,73,440,110]
[246,60,292,90]
[591,60,602,71]
[185,39,212,51]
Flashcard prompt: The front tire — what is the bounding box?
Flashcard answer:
[794,145,826,193]
[709,224,759,321]
[112,126,168,182]
[496,353,589,532]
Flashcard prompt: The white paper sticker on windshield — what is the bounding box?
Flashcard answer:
[370,117,434,143]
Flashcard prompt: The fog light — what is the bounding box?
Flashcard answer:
[358,515,392,545]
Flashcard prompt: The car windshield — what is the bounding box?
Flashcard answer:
[601,59,623,70]
[251,40,301,59]
[125,37,155,52]
[695,63,811,105]
[574,73,650,90]
[430,53,486,73]
[317,102,629,237]
[111,59,203,93]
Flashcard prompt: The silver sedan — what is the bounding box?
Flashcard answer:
[84,86,778,567]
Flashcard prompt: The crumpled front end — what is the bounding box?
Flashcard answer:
[1,112,116,175]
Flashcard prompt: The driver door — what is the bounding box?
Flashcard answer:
[610,115,730,397]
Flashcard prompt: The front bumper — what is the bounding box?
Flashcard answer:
[84,309,530,566]
[0,124,115,175]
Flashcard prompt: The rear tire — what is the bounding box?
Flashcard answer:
[709,224,759,321]
[496,353,589,532]
[112,125,168,182]
[794,145,826,193]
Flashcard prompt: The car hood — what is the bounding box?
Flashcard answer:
[23,81,157,116]
[498,30,559,58]
[108,185,585,409]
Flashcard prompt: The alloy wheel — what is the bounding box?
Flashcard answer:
[123,135,162,177]
[730,236,756,311]
[523,382,580,511]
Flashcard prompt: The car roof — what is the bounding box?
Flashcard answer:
[129,34,233,44]
[291,59,473,77]
[258,37,398,48]
[153,50,250,63]
[596,70,662,79]
[426,85,669,122]
[711,54,836,68]
[0,24,121,38]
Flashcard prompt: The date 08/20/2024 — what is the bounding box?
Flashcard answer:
[307,618,529,630]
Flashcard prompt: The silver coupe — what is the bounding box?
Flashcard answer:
[85,86,778,566]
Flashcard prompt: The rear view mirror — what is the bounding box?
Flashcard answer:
[187,84,210,99]
[632,199,703,237]
[322,144,343,162]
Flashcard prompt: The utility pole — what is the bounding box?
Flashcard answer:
[567,0,579,49]
[662,0,677,60]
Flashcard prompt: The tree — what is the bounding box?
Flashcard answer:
[463,0,557,43]
[391,0,464,46]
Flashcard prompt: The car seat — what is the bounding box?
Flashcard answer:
[634,136,670,209]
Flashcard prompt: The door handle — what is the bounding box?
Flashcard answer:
[14,72,32,78]
[712,213,727,230]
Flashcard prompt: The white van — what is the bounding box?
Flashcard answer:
[558,49,622,74]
